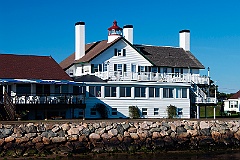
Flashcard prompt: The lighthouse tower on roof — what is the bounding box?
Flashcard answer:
[107,20,123,43]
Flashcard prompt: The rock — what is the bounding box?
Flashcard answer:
[122,123,130,130]
[42,137,51,144]
[93,123,100,129]
[57,130,65,137]
[108,129,118,137]
[130,133,139,139]
[5,136,15,143]
[26,132,37,138]
[176,126,187,134]
[200,121,209,129]
[81,128,91,136]
[150,127,161,132]
[0,138,4,146]
[26,125,37,133]
[106,125,113,131]
[52,137,66,143]
[32,136,42,143]
[61,123,70,131]
[52,125,60,133]
[152,132,161,139]
[68,135,78,141]
[15,137,29,144]
[89,133,101,140]
[187,129,198,137]
[124,131,130,137]
[67,128,79,135]
[37,124,46,132]
[116,124,124,135]
[200,128,211,136]
[128,127,137,133]
[95,128,105,135]
[101,133,112,139]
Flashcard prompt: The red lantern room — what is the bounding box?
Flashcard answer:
[107,20,122,43]
[108,20,123,36]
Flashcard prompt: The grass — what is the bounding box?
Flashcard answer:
[200,105,240,118]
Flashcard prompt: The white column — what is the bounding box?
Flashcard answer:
[213,106,216,119]
[196,105,200,119]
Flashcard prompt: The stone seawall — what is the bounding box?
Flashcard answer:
[0,120,240,157]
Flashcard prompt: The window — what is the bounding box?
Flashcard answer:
[105,86,116,97]
[135,87,146,97]
[151,67,158,73]
[154,108,159,115]
[163,88,174,98]
[16,84,31,95]
[73,86,86,95]
[149,87,160,98]
[112,108,117,115]
[230,101,238,108]
[142,108,147,115]
[176,88,187,98]
[114,48,126,56]
[114,64,127,75]
[103,63,108,72]
[139,66,145,72]
[69,69,73,76]
[90,108,96,116]
[120,87,131,97]
[163,67,168,73]
[131,64,136,73]
[89,86,101,97]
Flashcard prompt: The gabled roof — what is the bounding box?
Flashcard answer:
[229,90,240,99]
[60,37,122,70]
[60,38,204,70]
[137,45,205,68]
[0,54,72,80]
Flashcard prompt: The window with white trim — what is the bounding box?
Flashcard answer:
[120,87,131,97]
[154,108,159,115]
[135,87,146,97]
[142,108,147,115]
[105,86,116,97]
[149,87,160,98]
[163,88,174,98]
[89,86,101,97]
[176,88,187,98]
[114,48,126,56]
[112,108,117,115]
[229,101,238,108]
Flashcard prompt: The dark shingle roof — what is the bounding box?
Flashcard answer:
[137,45,204,68]
[229,90,240,99]
[73,74,106,82]
[0,54,72,80]
[60,38,204,70]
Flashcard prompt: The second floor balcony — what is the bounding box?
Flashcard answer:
[93,71,209,85]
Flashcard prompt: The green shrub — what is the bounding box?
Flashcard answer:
[167,104,177,119]
[129,106,140,119]
[93,103,109,119]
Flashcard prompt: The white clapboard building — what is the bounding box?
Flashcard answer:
[60,20,216,119]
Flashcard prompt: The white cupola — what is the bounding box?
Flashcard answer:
[107,20,123,43]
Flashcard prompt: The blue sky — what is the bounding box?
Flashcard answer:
[0,0,239,93]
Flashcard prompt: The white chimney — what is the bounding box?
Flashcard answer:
[123,25,133,44]
[75,22,85,60]
[179,30,190,51]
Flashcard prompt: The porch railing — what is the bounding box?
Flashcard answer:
[9,93,85,105]
[93,71,209,85]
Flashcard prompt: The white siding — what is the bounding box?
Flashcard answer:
[91,40,152,71]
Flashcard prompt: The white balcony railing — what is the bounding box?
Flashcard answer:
[93,71,209,85]
[195,97,217,104]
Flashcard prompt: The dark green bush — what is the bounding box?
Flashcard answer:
[129,106,140,119]
[167,104,177,119]
[94,103,109,119]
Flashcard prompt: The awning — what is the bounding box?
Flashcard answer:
[0,79,82,85]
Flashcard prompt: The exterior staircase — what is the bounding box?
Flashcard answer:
[190,82,216,104]
[0,91,16,120]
